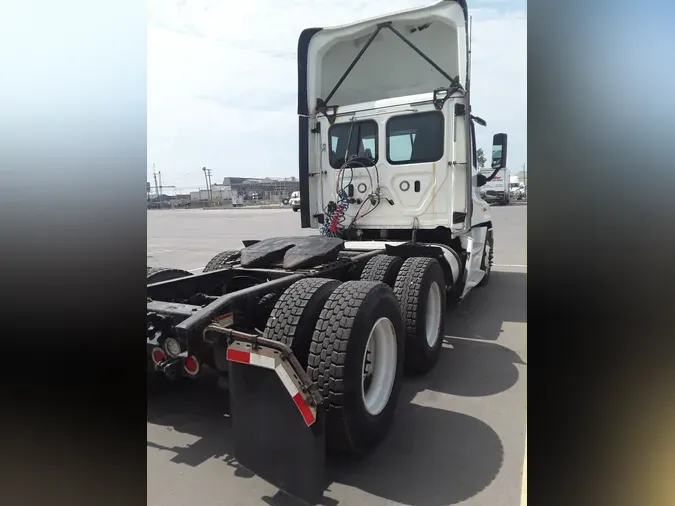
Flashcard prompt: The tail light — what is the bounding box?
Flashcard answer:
[151,347,166,366]
[183,355,200,376]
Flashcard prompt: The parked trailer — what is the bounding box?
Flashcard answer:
[480,167,511,205]
[147,0,508,502]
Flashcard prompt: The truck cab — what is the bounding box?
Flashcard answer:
[298,0,507,294]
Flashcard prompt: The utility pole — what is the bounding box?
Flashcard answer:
[153,163,159,203]
[202,167,210,204]
[158,171,163,209]
[206,169,214,204]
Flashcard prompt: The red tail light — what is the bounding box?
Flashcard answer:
[183,355,200,376]
[151,347,166,366]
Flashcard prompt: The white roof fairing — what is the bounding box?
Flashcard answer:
[303,1,467,115]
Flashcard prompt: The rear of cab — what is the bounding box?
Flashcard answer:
[298,0,479,233]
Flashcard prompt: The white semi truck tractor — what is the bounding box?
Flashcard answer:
[146,1,508,501]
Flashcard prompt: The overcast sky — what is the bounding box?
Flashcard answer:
[148,0,526,193]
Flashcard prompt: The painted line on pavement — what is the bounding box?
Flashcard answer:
[521,430,527,505]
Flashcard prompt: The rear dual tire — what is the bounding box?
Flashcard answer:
[262,257,447,454]
[263,278,341,368]
[393,257,447,374]
[359,255,403,288]
[264,279,405,455]
[309,281,405,454]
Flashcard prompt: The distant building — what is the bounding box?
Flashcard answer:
[189,184,232,202]
[222,176,299,202]
[184,176,300,204]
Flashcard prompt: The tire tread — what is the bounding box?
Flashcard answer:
[203,250,240,272]
[147,267,193,284]
[263,278,341,367]
[393,257,446,373]
[360,255,403,287]
[307,280,383,408]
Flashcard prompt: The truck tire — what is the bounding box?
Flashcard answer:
[263,278,341,368]
[359,255,403,288]
[308,281,405,455]
[147,267,193,284]
[478,229,494,287]
[203,250,240,272]
[393,257,446,374]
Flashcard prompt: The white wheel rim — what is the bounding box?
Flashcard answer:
[361,317,397,416]
[425,282,442,347]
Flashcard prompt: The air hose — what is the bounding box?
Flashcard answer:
[320,188,349,236]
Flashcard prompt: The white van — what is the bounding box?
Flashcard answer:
[289,191,301,212]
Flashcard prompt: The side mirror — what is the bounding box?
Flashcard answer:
[491,133,508,169]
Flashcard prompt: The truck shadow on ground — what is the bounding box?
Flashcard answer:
[147,326,524,506]
[445,270,527,342]
[312,390,505,506]
[147,375,243,471]
[260,407,503,506]
[434,336,525,397]
[294,335,525,506]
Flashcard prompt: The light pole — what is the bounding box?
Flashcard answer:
[206,169,213,205]
[158,171,163,209]
[202,167,210,204]
[153,162,159,203]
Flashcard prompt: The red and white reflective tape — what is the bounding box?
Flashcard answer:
[226,347,276,369]
[273,363,316,426]
[226,346,317,426]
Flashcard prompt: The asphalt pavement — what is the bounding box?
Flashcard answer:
[147,204,527,506]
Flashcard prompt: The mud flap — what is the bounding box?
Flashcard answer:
[226,340,326,504]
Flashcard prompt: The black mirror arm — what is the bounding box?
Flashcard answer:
[476,166,502,187]
[471,115,487,127]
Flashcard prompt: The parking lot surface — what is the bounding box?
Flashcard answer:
[148,204,527,506]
